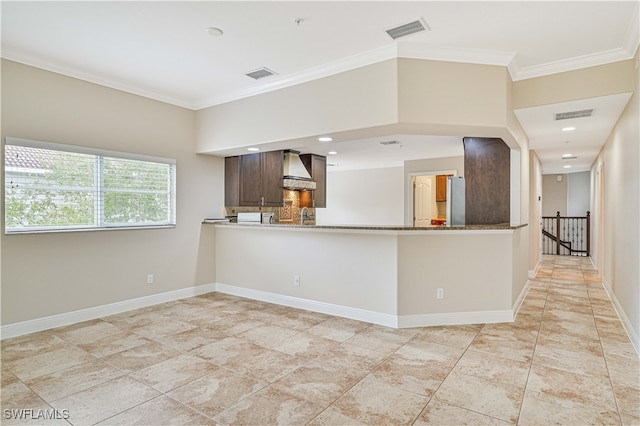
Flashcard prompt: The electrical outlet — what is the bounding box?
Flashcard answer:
[436,288,444,299]
[147,274,154,284]
[294,275,300,286]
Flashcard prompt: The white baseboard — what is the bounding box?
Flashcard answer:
[215,283,398,328]
[216,283,514,329]
[602,279,640,358]
[2,281,519,339]
[0,284,216,340]
[528,258,541,279]
[398,310,513,328]
[512,279,532,316]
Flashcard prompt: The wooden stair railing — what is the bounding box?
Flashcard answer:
[542,211,590,256]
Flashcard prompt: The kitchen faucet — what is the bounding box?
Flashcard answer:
[300,207,309,225]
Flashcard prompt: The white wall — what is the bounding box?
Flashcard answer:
[591,48,639,353]
[215,226,399,316]
[567,171,590,216]
[529,152,543,273]
[315,167,404,226]
[216,225,524,327]
[195,59,398,153]
[542,174,568,216]
[542,172,590,217]
[1,60,224,326]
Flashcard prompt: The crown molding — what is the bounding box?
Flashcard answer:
[195,42,520,109]
[193,44,399,109]
[1,46,197,110]
[512,3,639,82]
[623,1,640,56]
[511,47,636,81]
[396,42,516,67]
[5,24,638,111]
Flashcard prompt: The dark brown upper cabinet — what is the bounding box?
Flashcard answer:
[299,154,327,208]
[463,137,510,225]
[225,150,284,207]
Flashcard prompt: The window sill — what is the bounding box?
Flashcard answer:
[5,224,176,235]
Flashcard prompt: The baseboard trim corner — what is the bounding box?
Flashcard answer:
[512,279,532,316]
[602,279,640,358]
[215,283,514,329]
[528,258,541,279]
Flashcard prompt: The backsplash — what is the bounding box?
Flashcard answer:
[225,189,315,224]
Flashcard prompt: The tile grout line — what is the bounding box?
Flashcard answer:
[587,268,626,425]
[3,261,635,425]
[513,257,553,425]
[408,326,496,425]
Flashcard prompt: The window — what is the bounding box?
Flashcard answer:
[4,137,176,233]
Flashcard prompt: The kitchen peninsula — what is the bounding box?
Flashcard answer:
[205,221,529,329]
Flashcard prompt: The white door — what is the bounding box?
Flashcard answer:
[414,175,432,227]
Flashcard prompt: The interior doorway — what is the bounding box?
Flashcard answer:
[413,175,433,227]
[407,170,457,227]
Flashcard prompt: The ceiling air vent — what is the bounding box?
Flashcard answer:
[379,140,401,146]
[554,109,594,120]
[245,67,278,80]
[385,18,429,40]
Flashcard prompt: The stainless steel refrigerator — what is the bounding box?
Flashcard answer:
[446,176,465,227]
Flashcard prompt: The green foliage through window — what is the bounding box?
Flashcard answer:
[4,138,176,233]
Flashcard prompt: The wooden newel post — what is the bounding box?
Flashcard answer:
[556,211,561,255]
[586,211,591,257]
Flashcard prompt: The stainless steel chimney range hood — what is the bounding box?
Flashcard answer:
[283,150,317,190]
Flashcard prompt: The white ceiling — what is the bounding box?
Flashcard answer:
[302,135,464,171]
[2,1,639,173]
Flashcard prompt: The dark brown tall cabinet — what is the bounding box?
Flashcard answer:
[299,154,327,208]
[225,151,284,207]
[463,137,510,225]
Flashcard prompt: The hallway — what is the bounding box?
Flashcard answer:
[1,255,639,425]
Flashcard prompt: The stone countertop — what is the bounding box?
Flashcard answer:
[203,220,528,231]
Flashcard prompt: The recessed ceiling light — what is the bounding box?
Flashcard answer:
[247,147,260,152]
[328,151,337,155]
[562,126,576,132]
[318,137,333,142]
[563,165,572,168]
[206,27,224,37]
[562,153,573,158]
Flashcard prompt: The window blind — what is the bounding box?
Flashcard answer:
[4,137,176,233]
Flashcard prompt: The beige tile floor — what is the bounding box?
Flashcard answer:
[1,255,639,425]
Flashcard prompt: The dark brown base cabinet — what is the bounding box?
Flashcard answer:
[299,154,327,208]
[225,151,284,207]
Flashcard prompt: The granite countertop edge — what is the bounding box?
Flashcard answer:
[203,221,528,231]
